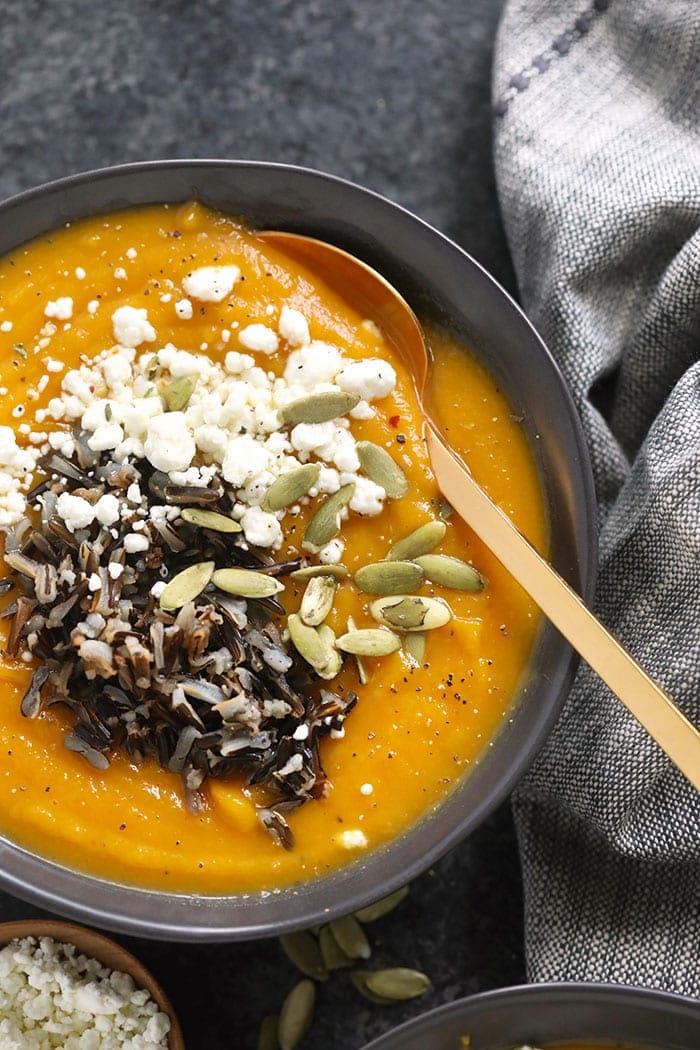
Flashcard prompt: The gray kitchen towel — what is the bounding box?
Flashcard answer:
[493,0,700,995]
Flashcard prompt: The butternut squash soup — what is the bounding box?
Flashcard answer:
[0,203,546,893]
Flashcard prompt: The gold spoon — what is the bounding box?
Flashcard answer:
[260,230,700,791]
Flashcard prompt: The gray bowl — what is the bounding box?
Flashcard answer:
[0,161,596,940]
[361,982,700,1049]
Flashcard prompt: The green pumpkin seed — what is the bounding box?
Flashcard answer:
[279,390,360,425]
[318,925,354,970]
[350,971,395,1005]
[370,595,452,632]
[212,567,285,599]
[257,1014,280,1050]
[300,575,337,627]
[356,440,409,498]
[354,560,424,595]
[159,561,215,611]
[346,615,368,686]
[404,631,427,665]
[288,614,340,679]
[414,554,484,592]
[365,967,431,1001]
[387,520,446,561]
[302,484,355,553]
[354,886,409,923]
[180,507,242,533]
[335,628,401,657]
[329,915,371,960]
[316,623,343,679]
[278,979,315,1050]
[279,931,329,982]
[162,375,196,411]
[290,563,349,581]
[263,463,321,512]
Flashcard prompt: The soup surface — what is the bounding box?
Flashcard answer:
[0,203,546,892]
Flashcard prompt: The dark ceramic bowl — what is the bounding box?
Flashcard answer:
[361,982,700,1049]
[0,161,596,940]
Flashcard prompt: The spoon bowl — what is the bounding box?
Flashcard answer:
[262,229,700,791]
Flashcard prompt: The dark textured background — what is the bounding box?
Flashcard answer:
[0,2,523,1047]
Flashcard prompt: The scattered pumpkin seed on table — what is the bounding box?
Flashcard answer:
[279,931,329,981]
[351,970,396,1005]
[329,915,371,960]
[318,924,354,970]
[365,967,431,1001]
[356,440,409,498]
[257,1014,280,1050]
[353,559,424,596]
[386,519,447,561]
[354,885,409,923]
[277,979,316,1050]
[159,560,215,611]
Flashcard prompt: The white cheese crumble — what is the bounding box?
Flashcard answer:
[0,935,170,1049]
[0,301,400,544]
[174,298,193,320]
[111,306,156,348]
[182,265,240,302]
[44,297,73,320]
[0,320,13,332]
[339,829,368,849]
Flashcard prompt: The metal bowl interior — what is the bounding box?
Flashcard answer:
[0,160,597,940]
[360,982,700,1050]
[0,919,184,1048]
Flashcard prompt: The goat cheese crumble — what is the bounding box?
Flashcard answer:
[0,935,170,1049]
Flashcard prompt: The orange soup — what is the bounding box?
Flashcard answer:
[0,203,546,892]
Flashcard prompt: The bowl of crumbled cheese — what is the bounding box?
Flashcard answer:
[0,920,184,1049]
[0,160,596,940]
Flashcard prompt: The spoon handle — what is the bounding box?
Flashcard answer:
[426,428,700,791]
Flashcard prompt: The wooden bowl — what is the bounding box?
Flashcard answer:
[0,920,185,1049]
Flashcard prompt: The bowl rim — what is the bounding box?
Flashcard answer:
[0,159,598,939]
[360,981,700,1049]
[0,919,185,1048]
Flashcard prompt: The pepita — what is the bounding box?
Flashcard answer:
[162,375,196,412]
[279,931,329,982]
[279,390,360,426]
[318,924,354,970]
[350,971,394,1005]
[302,484,355,553]
[180,507,242,533]
[287,614,340,679]
[290,563,349,581]
[257,1014,280,1050]
[404,631,427,665]
[354,560,424,595]
[414,554,484,591]
[370,595,452,632]
[346,614,368,686]
[387,519,446,561]
[365,967,431,1001]
[316,623,343,679]
[329,915,371,960]
[300,575,337,626]
[263,463,321,512]
[212,568,285,599]
[335,628,401,657]
[354,886,409,923]
[356,440,409,498]
[277,979,315,1050]
[159,561,215,611]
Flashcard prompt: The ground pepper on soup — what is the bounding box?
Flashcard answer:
[0,202,546,892]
